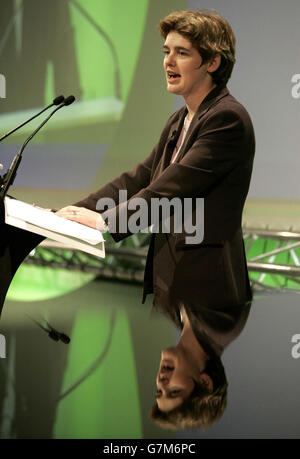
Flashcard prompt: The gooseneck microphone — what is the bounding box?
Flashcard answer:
[63,95,76,106]
[0,95,65,142]
[0,95,75,200]
[28,315,71,344]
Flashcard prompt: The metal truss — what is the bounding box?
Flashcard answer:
[244,228,300,293]
[26,233,150,284]
[25,228,300,293]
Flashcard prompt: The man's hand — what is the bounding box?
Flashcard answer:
[56,206,107,231]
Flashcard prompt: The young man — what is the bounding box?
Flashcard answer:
[58,9,255,426]
[58,9,254,312]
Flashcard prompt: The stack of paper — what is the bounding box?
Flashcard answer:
[4,197,105,258]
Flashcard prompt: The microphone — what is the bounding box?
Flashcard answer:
[48,328,71,344]
[28,315,70,344]
[53,95,65,105]
[167,129,178,149]
[0,95,75,200]
[0,95,65,142]
[64,95,75,106]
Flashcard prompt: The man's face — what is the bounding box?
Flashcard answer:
[163,31,213,100]
[155,347,197,412]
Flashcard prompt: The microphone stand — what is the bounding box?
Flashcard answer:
[0,95,65,192]
[0,164,6,187]
[0,96,75,202]
[0,95,65,143]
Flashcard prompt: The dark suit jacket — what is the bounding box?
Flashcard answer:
[171,301,252,359]
[75,85,255,316]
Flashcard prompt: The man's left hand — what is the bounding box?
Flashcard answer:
[56,206,104,230]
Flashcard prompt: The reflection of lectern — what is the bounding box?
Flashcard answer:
[0,197,105,317]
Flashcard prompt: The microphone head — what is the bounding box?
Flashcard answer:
[59,333,71,344]
[64,95,75,106]
[53,95,65,105]
[48,330,60,341]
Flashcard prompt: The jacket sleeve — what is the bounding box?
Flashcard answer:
[73,146,157,210]
[73,114,175,210]
[104,108,253,241]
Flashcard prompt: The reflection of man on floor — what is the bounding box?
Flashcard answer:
[151,302,251,430]
[155,306,214,413]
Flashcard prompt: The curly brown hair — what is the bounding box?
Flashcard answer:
[158,10,236,87]
[150,357,228,430]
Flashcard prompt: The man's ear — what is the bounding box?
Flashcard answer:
[207,54,221,73]
[199,372,214,393]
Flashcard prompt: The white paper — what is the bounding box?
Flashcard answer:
[4,197,104,245]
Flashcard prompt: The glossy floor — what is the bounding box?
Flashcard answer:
[0,277,299,439]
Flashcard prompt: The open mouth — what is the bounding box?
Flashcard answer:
[161,365,174,371]
[160,359,175,371]
[167,72,181,79]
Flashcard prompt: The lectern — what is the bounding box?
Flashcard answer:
[0,199,43,316]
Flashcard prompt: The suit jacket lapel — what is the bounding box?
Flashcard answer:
[152,86,229,179]
[173,86,229,164]
[152,106,187,179]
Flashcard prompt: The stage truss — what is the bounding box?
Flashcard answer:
[24,228,300,294]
